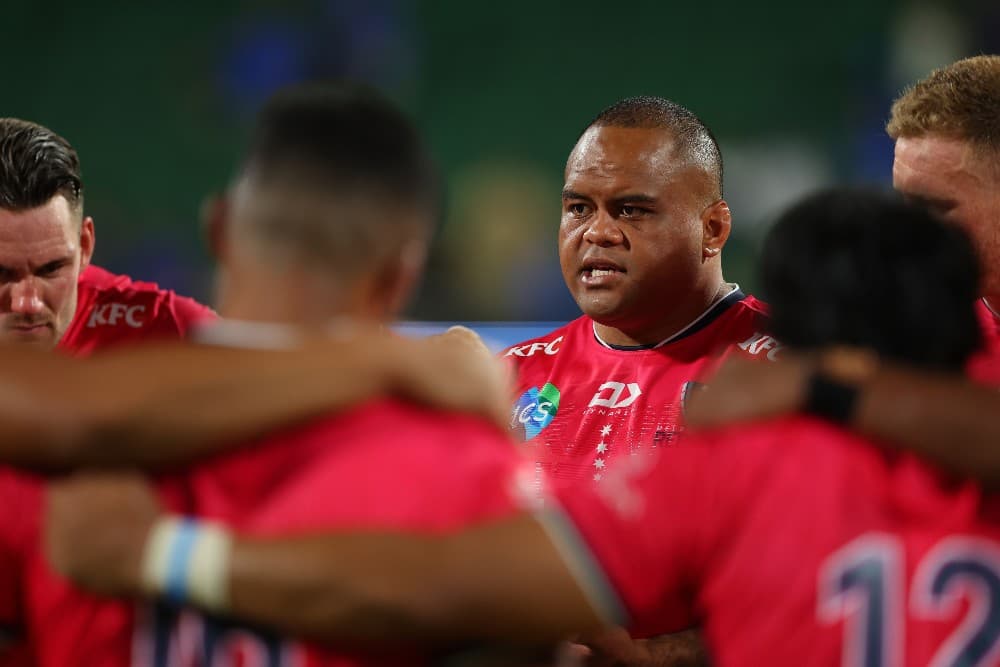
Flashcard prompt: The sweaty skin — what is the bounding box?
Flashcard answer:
[560,125,731,347]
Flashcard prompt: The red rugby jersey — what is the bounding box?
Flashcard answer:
[977,299,1000,346]
[58,265,215,355]
[554,415,1000,665]
[4,403,527,666]
[504,289,773,491]
[0,266,214,665]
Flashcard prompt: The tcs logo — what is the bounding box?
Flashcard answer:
[87,302,146,328]
[510,382,561,441]
[505,336,563,358]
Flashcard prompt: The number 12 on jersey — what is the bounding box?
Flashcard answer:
[819,533,1000,667]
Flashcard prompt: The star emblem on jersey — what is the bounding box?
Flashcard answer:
[594,459,605,469]
[510,382,561,441]
[601,424,612,436]
[596,442,607,454]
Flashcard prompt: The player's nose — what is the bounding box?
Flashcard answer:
[10,278,45,314]
[582,210,625,247]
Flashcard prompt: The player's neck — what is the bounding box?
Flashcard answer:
[216,267,367,328]
[593,280,736,348]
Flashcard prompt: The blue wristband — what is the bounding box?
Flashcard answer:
[164,519,201,604]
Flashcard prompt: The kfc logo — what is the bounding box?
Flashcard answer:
[87,303,146,329]
[738,332,783,361]
[504,336,563,358]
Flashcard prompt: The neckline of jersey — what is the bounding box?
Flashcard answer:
[592,284,745,352]
[983,297,1000,321]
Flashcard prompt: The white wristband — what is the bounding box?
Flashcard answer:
[140,515,233,613]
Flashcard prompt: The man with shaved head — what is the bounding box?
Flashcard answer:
[507,97,769,487]
[501,96,770,665]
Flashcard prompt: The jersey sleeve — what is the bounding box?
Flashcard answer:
[163,294,217,339]
[543,437,719,637]
[0,472,40,644]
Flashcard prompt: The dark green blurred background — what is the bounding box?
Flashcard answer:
[3,0,996,319]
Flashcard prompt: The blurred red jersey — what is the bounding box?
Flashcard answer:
[0,266,214,665]
[978,299,1000,346]
[5,399,527,666]
[58,265,216,355]
[970,300,1000,384]
[555,414,1000,665]
[504,289,771,492]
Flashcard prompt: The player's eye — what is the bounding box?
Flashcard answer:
[37,261,67,277]
[621,205,649,218]
[567,203,591,217]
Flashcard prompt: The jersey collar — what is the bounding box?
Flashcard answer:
[593,283,745,351]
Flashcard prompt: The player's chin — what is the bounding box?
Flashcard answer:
[574,291,628,321]
[0,325,56,346]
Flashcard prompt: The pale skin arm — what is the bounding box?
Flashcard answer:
[0,326,508,471]
[45,474,606,649]
[686,351,1000,485]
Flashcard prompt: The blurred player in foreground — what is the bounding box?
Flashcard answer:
[0,104,512,665]
[687,55,1000,482]
[49,189,994,667]
[2,82,529,666]
[0,118,214,353]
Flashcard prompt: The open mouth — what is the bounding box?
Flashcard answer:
[580,260,625,284]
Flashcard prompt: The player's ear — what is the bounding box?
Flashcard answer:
[79,216,95,270]
[702,199,732,260]
[201,194,228,261]
[369,238,428,320]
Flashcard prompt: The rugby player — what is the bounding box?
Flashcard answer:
[8,82,531,666]
[0,118,505,469]
[685,54,1000,482]
[506,96,766,664]
[51,189,993,666]
[0,118,215,353]
[507,96,769,491]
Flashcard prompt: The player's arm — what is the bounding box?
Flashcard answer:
[576,627,707,667]
[44,473,608,648]
[686,350,1000,485]
[0,327,507,470]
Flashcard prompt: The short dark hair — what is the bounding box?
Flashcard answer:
[244,81,437,213]
[762,188,980,371]
[586,96,723,198]
[0,118,83,213]
[235,82,439,268]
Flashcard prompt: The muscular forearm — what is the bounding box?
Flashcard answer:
[852,366,1000,485]
[0,339,394,470]
[224,515,604,648]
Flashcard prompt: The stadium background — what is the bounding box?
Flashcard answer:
[2,0,997,332]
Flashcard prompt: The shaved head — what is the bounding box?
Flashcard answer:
[582,96,723,199]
